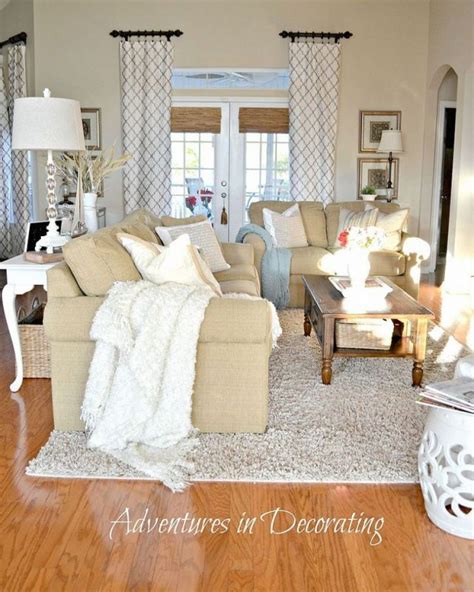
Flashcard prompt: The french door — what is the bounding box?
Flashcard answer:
[171,99,290,242]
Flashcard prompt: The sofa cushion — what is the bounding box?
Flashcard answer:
[374,208,409,251]
[63,221,159,296]
[214,263,260,284]
[160,214,207,227]
[121,208,162,231]
[325,201,401,247]
[290,246,335,275]
[117,232,223,296]
[368,250,406,275]
[249,201,327,247]
[156,220,230,273]
[262,204,308,248]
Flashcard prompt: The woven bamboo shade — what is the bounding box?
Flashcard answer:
[171,107,221,133]
[239,108,289,133]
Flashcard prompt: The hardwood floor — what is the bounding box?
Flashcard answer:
[0,274,473,591]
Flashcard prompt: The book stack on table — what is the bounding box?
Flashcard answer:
[417,378,474,415]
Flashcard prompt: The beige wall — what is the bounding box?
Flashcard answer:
[28,0,430,231]
[419,0,473,293]
[0,0,35,95]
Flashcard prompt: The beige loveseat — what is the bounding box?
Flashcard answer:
[44,209,273,434]
[243,201,430,307]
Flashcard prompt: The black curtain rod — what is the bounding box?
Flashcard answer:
[280,30,353,43]
[0,32,27,50]
[110,29,183,42]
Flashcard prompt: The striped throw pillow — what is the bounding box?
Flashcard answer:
[333,207,379,247]
[155,220,230,273]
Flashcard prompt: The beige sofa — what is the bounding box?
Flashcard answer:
[44,209,273,434]
[243,200,430,307]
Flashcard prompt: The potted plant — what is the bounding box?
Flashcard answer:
[56,146,131,233]
[360,185,377,201]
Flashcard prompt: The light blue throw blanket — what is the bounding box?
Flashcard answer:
[236,224,292,309]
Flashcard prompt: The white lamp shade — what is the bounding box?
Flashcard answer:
[12,95,85,152]
[377,130,403,153]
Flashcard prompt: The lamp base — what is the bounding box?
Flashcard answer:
[35,219,70,254]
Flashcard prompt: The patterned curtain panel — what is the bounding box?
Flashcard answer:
[0,55,12,259]
[120,40,173,215]
[289,42,341,206]
[0,45,32,258]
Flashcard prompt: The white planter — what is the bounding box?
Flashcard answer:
[347,248,371,289]
[418,407,474,539]
[360,194,377,201]
[84,192,98,233]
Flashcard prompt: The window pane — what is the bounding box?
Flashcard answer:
[171,142,184,168]
[200,143,214,169]
[185,144,200,168]
[170,131,216,220]
[243,131,290,221]
[245,143,260,169]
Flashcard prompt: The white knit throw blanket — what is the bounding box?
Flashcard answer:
[81,280,215,491]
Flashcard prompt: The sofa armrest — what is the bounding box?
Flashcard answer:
[221,242,254,266]
[47,263,83,297]
[401,233,431,261]
[44,296,104,341]
[399,233,431,300]
[45,294,273,346]
[201,297,272,343]
[242,234,265,278]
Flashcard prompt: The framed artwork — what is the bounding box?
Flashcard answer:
[357,158,399,199]
[81,108,102,150]
[359,111,401,153]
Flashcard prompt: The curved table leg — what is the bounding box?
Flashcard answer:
[2,283,32,392]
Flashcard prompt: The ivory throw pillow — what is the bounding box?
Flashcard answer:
[333,206,379,247]
[155,220,230,273]
[374,209,409,251]
[262,204,308,248]
[117,232,222,297]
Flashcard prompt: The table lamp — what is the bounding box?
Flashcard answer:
[12,88,85,253]
[377,129,403,202]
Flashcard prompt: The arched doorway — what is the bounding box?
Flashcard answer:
[431,67,458,285]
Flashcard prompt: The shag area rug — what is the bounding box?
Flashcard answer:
[27,310,468,484]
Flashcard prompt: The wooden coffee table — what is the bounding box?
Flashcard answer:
[302,275,435,386]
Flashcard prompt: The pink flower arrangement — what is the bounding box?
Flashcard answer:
[338,226,385,250]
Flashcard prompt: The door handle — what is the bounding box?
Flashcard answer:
[221,192,227,198]
[441,195,448,200]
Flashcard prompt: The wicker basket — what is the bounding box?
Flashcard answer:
[18,305,51,378]
[336,318,393,350]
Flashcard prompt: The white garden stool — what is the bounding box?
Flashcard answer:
[418,356,474,539]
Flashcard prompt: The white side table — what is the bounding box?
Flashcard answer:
[0,254,59,391]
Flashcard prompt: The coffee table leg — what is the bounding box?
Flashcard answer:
[412,318,428,386]
[304,289,312,336]
[322,317,335,385]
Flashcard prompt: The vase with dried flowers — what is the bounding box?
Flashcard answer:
[338,226,385,288]
[55,146,131,234]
